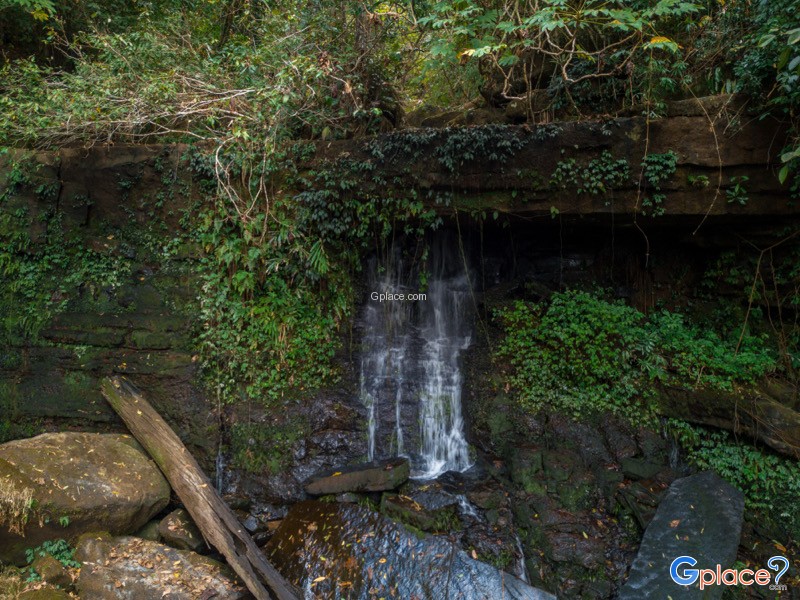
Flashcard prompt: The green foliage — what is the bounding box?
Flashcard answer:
[495,292,653,422]
[669,420,800,537]
[640,150,678,216]
[419,0,699,112]
[724,0,800,190]
[0,190,132,344]
[194,141,441,411]
[494,290,775,422]
[0,169,130,342]
[550,150,630,196]
[700,239,800,377]
[433,125,526,172]
[726,175,750,205]
[25,539,80,570]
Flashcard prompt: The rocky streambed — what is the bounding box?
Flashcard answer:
[0,426,761,600]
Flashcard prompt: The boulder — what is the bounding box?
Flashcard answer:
[304,458,409,495]
[157,508,205,553]
[18,587,73,600]
[0,432,170,565]
[31,554,71,588]
[618,471,744,599]
[266,500,555,600]
[76,535,247,600]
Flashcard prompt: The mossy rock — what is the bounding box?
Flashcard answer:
[18,587,73,600]
[0,433,170,565]
[380,493,460,533]
[31,554,71,588]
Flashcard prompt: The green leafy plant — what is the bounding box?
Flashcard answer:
[494,290,775,423]
[549,151,630,196]
[726,175,750,205]
[641,151,678,216]
[669,420,800,537]
[25,539,80,570]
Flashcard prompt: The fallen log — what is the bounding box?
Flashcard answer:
[658,384,800,458]
[101,376,300,600]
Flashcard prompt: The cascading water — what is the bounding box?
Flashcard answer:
[359,234,474,479]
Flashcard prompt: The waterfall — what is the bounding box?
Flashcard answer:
[359,234,474,479]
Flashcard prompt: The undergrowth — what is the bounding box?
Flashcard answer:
[494,290,776,423]
[669,420,800,539]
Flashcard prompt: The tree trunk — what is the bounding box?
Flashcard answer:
[101,376,300,600]
[658,384,800,458]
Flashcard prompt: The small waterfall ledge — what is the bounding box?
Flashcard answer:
[359,234,474,479]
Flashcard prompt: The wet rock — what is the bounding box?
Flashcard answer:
[241,514,260,533]
[304,458,409,495]
[542,449,579,483]
[602,420,639,461]
[620,457,662,480]
[547,532,604,568]
[510,447,544,492]
[76,535,247,600]
[618,471,744,599]
[266,500,555,599]
[334,492,361,503]
[158,508,205,553]
[381,493,460,532]
[467,486,507,510]
[222,494,251,511]
[616,481,664,530]
[0,432,170,565]
[31,555,71,589]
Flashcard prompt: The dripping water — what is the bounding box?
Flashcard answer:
[359,234,474,479]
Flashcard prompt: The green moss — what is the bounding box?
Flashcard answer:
[230,418,309,475]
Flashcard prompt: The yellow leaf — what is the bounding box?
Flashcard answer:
[378,558,387,564]
[313,576,327,583]
[650,36,673,45]
[332,472,342,477]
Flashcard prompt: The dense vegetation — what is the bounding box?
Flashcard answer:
[1,0,799,549]
[494,290,776,423]
[493,289,800,537]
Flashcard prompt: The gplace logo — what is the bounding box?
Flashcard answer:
[670,555,790,591]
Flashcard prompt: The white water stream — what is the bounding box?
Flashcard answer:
[359,238,473,478]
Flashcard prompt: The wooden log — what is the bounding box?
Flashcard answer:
[101,376,300,600]
[658,384,800,458]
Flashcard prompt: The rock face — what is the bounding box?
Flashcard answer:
[265,500,555,600]
[304,458,409,495]
[76,534,247,600]
[158,508,205,553]
[0,144,216,474]
[0,432,170,565]
[618,471,745,599]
